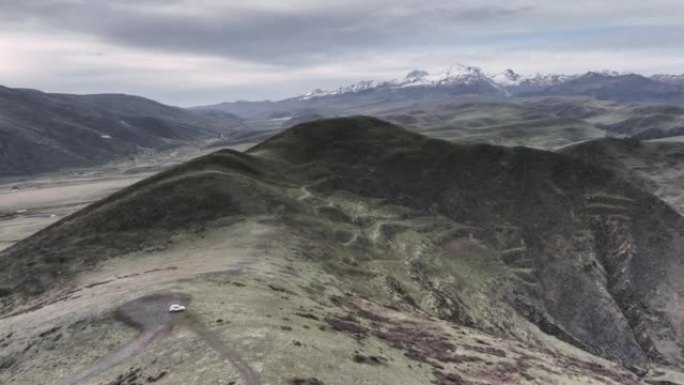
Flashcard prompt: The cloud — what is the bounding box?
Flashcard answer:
[0,0,683,104]
[0,1,541,64]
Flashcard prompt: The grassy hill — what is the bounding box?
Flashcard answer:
[1,117,683,384]
[0,85,245,176]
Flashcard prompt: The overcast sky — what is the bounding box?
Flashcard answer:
[1,0,683,106]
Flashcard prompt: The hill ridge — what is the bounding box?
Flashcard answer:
[2,117,684,377]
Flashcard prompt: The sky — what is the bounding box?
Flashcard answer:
[1,0,683,106]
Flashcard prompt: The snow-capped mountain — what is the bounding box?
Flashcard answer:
[489,69,578,94]
[300,80,387,100]
[399,64,493,87]
[294,64,684,102]
[296,65,582,100]
[299,65,501,100]
[490,69,525,87]
[651,74,684,86]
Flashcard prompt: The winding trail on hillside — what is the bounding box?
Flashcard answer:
[63,292,259,385]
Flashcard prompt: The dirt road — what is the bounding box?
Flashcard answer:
[63,291,259,385]
[187,315,260,385]
[64,292,190,385]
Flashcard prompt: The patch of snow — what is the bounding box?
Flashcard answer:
[398,64,492,88]
[652,74,684,84]
[594,69,624,77]
[490,69,524,87]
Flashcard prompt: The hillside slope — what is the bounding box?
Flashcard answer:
[561,138,684,214]
[1,117,683,384]
[0,85,244,176]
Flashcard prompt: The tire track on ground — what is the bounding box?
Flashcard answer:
[185,315,260,385]
[63,291,259,385]
[63,292,189,385]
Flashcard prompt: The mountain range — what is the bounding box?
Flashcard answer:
[4,63,684,179]
[293,65,684,101]
[195,66,684,152]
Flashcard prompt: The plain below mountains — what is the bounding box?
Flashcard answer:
[0,85,246,177]
[2,117,684,385]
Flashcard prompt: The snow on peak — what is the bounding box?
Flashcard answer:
[298,80,384,100]
[488,70,576,90]
[491,69,523,86]
[585,70,627,77]
[651,74,684,84]
[435,64,489,85]
[439,64,484,77]
[295,64,666,100]
[404,69,430,83]
[299,88,328,100]
[397,64,492,88]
